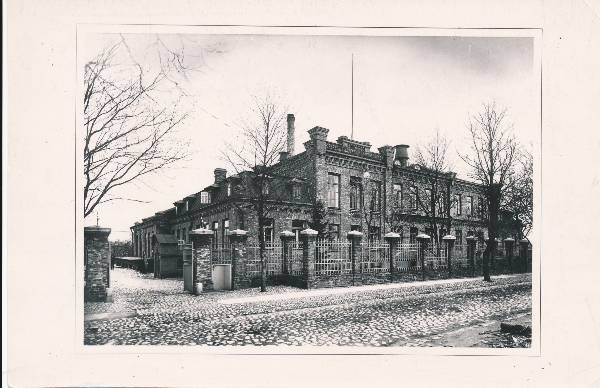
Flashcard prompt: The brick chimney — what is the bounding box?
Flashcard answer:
[287,114,295,155]
[214,168,227,184]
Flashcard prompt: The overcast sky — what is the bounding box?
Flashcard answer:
[81,33,539,241]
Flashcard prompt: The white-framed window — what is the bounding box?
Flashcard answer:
[200,191,210,204]
[227,183,232,197]
[465,195,473,215]
[327,173,340,208]
[263,218,274,245]
[452,194,462,216]
[185,200,189,211]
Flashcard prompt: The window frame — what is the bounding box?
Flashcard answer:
[327,173,341,208]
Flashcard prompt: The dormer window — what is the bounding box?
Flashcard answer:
[227,182,232,197]
[185,200,189,211]
[200,192,210,204]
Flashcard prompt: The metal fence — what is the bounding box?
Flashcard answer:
[359,241,390,273]
[314,240,352,276]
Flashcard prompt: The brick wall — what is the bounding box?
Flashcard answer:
[84,226,111,302]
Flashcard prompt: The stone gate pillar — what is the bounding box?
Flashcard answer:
[280,230,295,276]
[189,228,213,294]
[230,229,249,290]
[347,231,363,286]
[416,233,430,281]
[300,228,318,289]
[84,226,112,302]
[466,235,477,277]
[384,232,400,282]
[442,234,456,278]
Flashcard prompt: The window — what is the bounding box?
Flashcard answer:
[369,181,382,211]
[349,177,362,210]
[292,220,305,243]
[409,187,418,210]
[263,219,274,245]
[182,227,187,243]
[292,184,302,200]
[368,226,381,241]
[222,219,229,247]
[409,227,418,243]
[465,196,473,216]
[327,173,340,208]
[424,189,432,211]
[200,191,210,204]
[455,229,463,245]
[452,194,462,216]
[212,221,219,248]
[437,193,445,215]
[328,224,340,240]
[350,224,362,232]
[185,201,189,211]
[227,183,232,197]
[261,181,269,195]
[393,184,402,207]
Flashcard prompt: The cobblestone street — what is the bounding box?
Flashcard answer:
[85,268,532,346]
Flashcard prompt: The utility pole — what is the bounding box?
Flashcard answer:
[351,53,354,140]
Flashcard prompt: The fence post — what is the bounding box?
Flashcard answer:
[442,235,456,279]
[189,228,213,294]
[466,235,477,277]
[230,229,249,290]
[416,233,430,281]
[280,231,295,276]
[84,226,112,302]
[519,239,530,273]
[347,231,363,286]
[300,228,318,289]
[504,238,515,274]
[384,232,400,283]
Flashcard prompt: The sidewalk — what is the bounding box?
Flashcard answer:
[219,274,523,305]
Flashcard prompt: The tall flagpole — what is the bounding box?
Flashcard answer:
[351,53,354,140]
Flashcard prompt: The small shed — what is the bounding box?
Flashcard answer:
[152,234,182,278]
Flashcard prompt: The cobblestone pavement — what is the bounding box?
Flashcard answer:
[85,269,532,346]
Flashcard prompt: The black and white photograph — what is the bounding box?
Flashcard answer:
[81,27,539,349]
[8,1,600,386]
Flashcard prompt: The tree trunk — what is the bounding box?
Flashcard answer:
[257,197,267,292]
[483,184,501,282]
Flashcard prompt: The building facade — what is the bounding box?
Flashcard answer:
[131,114,491,268]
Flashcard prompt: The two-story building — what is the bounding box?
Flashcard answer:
[131,114,492,277]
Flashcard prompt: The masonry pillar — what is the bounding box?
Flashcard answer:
[504,238,515,274]
[443,234,456,278]
[84,226,112,302]
[189,228,213,294]
[416,233,430,281]
[384,232,400,282]
[280,231,295,276]
[347,231,363,286]
[519,239,530,273]
[300,228,318,289]
[230,229,249,290]
[466,235,477,277]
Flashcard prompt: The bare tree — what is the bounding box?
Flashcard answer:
[460,102,517,281]
[222,95,288,292]
[503,146,533,240]
[413,130,453,246]
[83,37,195,217]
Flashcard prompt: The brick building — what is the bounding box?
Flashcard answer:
[131,114,491,275]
